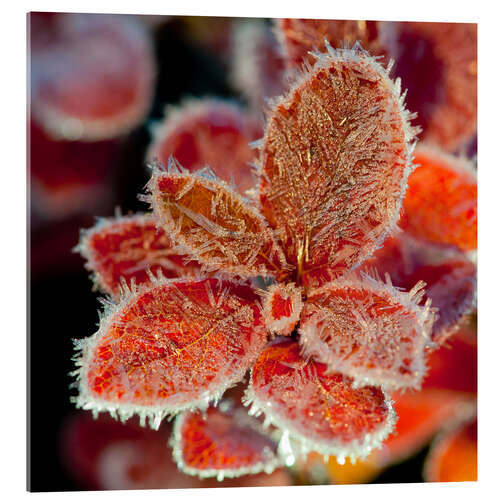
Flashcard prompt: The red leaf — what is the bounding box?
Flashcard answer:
[245,339,396,461]
[31,13,155,141]
[259,45,418,283]
[401,145,477,252]
[261,283,304,336]
[276,18,392,69]
[77,213,202,299]
[72,277,268,428]
[424,414,477,482]
[171,403,282,479]
[299,275,435,390]
[147,99,260,194]
[148,167,289,279]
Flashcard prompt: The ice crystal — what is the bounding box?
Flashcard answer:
[148,165,288,279]
[244,339,396,462]
[299,274,435,390]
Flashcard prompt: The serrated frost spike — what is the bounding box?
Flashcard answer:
[148,168,289,280]
[76,212,203,299]
[72,277,268,428]
[170,403,283,479]
[259,44,418,284]
[275,18,394,69]
[401,144,477,252]
[299,274,436,391]
[246,339,396,460]
[261,282,304,336]
[146,99,260,194]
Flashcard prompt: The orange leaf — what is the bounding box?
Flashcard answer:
[401,145,477,252]
[424,415,477,482]
[171,403,282,479]
[148,166,288,279]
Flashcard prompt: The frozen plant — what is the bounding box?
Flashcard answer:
[72,37,476,482]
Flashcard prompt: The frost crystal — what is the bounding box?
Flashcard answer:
[71,277,268,428]
[244,339,396,462]
[259,44,419,283]
[148,167,289,279]
[261,282,304,336]
[299,274,436,390]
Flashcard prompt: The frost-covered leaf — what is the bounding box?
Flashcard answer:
[31,13,155,141]
[147,99,259,194]
[76,213,202,299]
[299,274,436,391]
[148,167,289,280]
[388,22,477,151]
[261,283,303,336]
[276,18,393,69]
[361,234,476,343]
[244,339,396,462]
[401,145,477,252]
[259,45,418,283]
[231,21,286,112]
[72,277,268,428]
[171,402,282,480]
[424,412,477,482]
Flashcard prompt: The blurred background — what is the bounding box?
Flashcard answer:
[28,12,477,492]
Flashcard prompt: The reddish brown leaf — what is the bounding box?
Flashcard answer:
[299,275,436,390]
[77,213,202,299]
[148,167,289,279]
[171,403,282,479]
[72,277,268,428]
[401,145,477,252]
[276,19,393,69]
[259,45,418,284]
[245,339,395,461]
[147,99,259,194]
